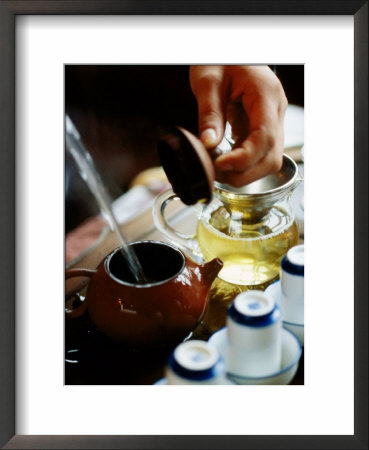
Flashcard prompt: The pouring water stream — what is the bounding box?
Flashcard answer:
[65,115,147,284]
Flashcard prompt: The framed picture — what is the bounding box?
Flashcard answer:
[0,1,367,449]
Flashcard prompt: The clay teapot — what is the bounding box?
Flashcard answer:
[65,240,223,349]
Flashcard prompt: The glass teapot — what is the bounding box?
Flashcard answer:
[153,127,301,289]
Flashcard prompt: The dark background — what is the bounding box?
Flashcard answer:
[65,65,304,232]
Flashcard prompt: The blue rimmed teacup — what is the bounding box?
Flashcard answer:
[280,244,304,324]
[165,340,226,385]
[226,291,282,378]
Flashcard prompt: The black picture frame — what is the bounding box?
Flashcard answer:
[0,1,367,449]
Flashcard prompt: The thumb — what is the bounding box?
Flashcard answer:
[191,73,226,149]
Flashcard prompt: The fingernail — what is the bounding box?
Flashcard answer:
[200,129,218,148]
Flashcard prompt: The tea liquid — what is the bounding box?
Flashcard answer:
[197,205,299,287]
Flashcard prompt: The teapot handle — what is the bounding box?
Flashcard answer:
[65,268,96,318]
[153,189,203,261]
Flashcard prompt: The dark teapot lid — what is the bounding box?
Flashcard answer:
[157,126,215,205]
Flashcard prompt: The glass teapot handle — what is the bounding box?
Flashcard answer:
[152,189,203,262]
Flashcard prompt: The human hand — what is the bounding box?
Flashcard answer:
[190,65,288,187]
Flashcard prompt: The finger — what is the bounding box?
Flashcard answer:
[216,99,283,172]
[191,69,226,148]
[215,149,283,187]
[215,124,284,174]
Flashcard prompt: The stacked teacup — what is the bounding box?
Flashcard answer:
[207,289,301,384]
[266,244,305,345]
[226,291,282,378]
[165,340,231,385]
[281,245,304,324]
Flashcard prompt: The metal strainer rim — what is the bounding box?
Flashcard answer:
[214,153,298,199]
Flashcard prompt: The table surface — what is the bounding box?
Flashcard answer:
[65,193,304,386]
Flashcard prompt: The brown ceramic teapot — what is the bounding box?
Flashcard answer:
[65,240,223,349]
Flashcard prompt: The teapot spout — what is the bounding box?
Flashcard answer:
[202,258,223,286]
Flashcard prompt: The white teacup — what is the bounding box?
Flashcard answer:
[265,280,304,345]
[166,340,226,385]
[226,291,282,378]
[280,244,304,324]
[281,244,304,298]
